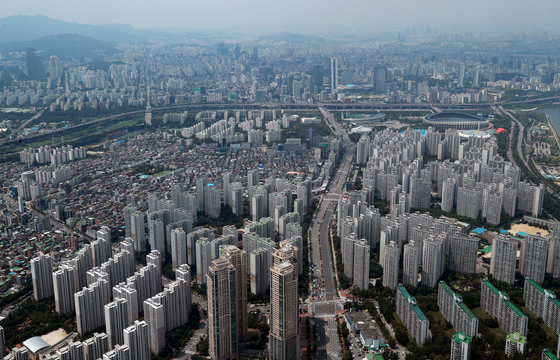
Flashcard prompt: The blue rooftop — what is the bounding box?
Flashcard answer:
[471,228,486,235]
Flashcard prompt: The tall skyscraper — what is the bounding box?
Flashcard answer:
[330,57,338,93]
[31,252,54,301]
[208,257,238,360]
[450,332,472,360]
[490,234,518,285]
[0,326,5,359]
[473,68,481,88]
[26,47,44,80]
[269,262,299,360]
[196,176,208,212]
[458,63,465,88]
[519,233,549,283]
[373,66,388,92]
[223,173,234,205]
[53,264,76,315]
[222,245,248,342]
[48,55,62,80]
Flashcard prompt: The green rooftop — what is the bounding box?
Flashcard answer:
[526,277,545,294]
[439,281,454,297]
[483,280,500,296]
[411,304,428,321]
[452,332,472,344]
[542,349,559,360]
[397,284,411,300]
[503,299,527,319]
[459,302,477,320]
[506,332,527,344]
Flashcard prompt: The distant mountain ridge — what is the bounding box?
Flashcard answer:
[0,34,120,59]
[0,15,148,44]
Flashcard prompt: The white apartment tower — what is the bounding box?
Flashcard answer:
[269,262,299,360]
[31,252,54,301]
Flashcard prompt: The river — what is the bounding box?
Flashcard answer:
[535,106,560,134]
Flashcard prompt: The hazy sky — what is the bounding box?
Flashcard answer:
[3,0,560,32]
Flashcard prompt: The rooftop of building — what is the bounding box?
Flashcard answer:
[345,311,384,340]
[506,332,527,344]
[503,299,527,319]
[482,279,500,296]
[452,332,472,344]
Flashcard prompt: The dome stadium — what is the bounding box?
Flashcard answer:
[423,112,490,130]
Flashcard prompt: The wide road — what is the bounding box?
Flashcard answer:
[309,108,355,360]
[3,107,46,142]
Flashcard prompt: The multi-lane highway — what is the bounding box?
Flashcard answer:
[308,108,356,360]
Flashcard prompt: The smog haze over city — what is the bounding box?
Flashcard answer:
[3,1,560,360]
[2,0,560,32]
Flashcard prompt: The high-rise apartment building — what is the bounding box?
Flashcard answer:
[353,240,370,290]
[396,284,429,347]
[207,257,239,360]
[383,241,400,290]
[75,279,111,335]
[480,280,528,336]
[31,252,54,301]
[204,185,221,218]
[422,234,445,288]
[447,234,478,274]
[403,240,419,288]
[269,262,299,360]
[131,212,146,252]
[105,298,131,349]
[171,229,187,270]
[523,278,560,334]
[438,281,478,337]
[250,248,270,294]
[505,332,526,357]
[124,320,150,360]
[519,233,548,283]
[490,234,518,284]
[143,299,165,354]
[222,245,247,342]
[450,332,471,360]
[230,183,244,217]
[48,55,61,80]
[53,264,76,315]
[196,177,208,212]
